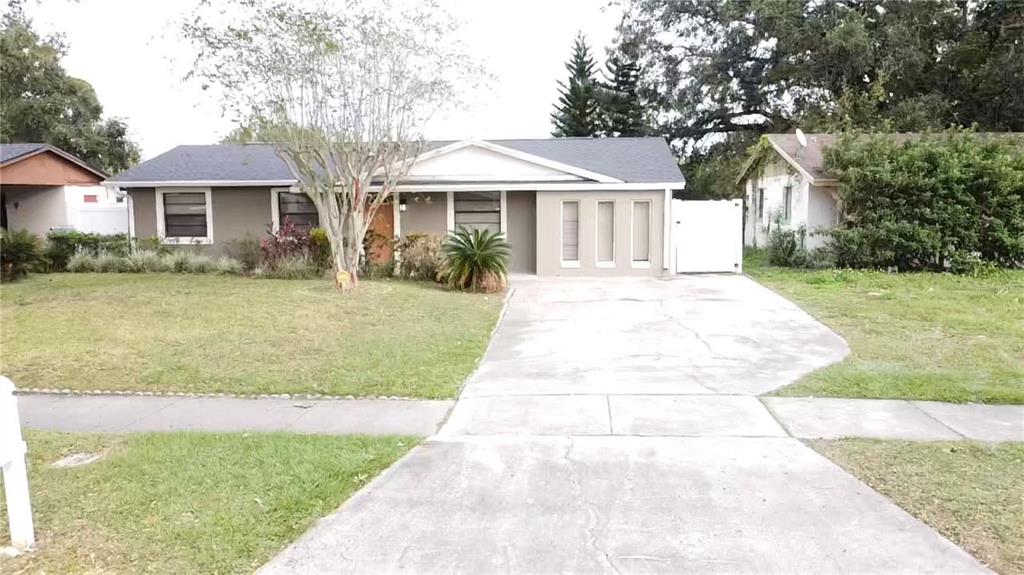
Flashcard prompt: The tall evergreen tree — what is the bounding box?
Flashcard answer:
[0,5,139,173]
[600,54,646,136]
[550,33,602,137]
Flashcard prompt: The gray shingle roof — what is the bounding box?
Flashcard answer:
[1,143,47,164]
[106,137,684,185]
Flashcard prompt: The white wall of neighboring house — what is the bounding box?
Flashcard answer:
[3,184,128,236]
[744,157,838,249]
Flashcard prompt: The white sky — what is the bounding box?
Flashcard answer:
[17,0,623,160]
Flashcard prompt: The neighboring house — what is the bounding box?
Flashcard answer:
[104,138,690,276]
[0,143,128,236]
[736,133,839,249]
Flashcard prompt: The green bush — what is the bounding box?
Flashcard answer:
[215,256,245,275]
[825,130,1024,271]
[93,251,130,273]
[396,233,443,280]
[162,251,193,273]
[44,230,129,271]
[309,227,333,272]
[256,256,319,279]
[125,250,167,273]
[66,250,96,272]
[223,235,263,271]
[185,254,215,274]
[134,236,171,255]
[441,227,511,292]
[1,229,43,281]
[767,227,809,267]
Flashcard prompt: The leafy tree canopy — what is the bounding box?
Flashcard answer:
[0,4,140,173]
[615,0,1024,197]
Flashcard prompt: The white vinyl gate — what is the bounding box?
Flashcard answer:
[671,199,743,274]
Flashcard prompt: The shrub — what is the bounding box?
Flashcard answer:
[224,235,263,272]
[44,230,129,270]
[441,227,511,292]
[825,130,1024,271]
[1,229,43,281]
[365,260,396,279]
[767,227,809,267]
[125,250,166,273]
[134,236,171,255]
[256,256,319,279]
[261,220,311,264]
[66,250,96,273]
[215,256,245,275]
[186,254,215,274]
[396,233,443,280]
[162,251,193,273]
[309,227,333,272]
[93,251,130,273]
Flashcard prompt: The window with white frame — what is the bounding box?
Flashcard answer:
[454,191,501,234]
[596,200,614,266]
[757,188,765,219]
[561,200,579,265]
[278,191,319,231]
[631,200,651,265]
[163,192,209,240]
[783,185,792,222]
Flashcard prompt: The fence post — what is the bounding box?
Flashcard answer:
[0,376,35,549]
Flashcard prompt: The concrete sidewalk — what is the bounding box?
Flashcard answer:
[17,394,453,437]
[765,397,1024,442]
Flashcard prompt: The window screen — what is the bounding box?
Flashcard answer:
[454,191,500,234]
[279,192,319,231]
[163,192,208,238]
[632,201,650,262]
[783,185,792,221]
[757,188,765,219]
[596,201,614,263]
[561,201,579,261]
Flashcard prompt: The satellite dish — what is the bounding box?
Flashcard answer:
[795,128,808,148]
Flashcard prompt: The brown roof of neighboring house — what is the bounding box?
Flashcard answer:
[737,132,1024,186]
[0,143,108,180]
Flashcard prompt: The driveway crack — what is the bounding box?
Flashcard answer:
[658,300,736,362]
[564,437,622,574]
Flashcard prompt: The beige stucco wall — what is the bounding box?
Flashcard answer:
[130,187,271,253]
[400,192,447,236]
[505,191,536,274]
[535,190,665,276]
[2,185,68,236]
[130,188,157,238]
[210,187,272,245]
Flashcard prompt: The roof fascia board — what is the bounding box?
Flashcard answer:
[386,181,685,192]
[104,180,298,187]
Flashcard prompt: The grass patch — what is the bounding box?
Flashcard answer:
[810,440,1024,574]
[0,273,503,398]
[0,431,414,574]
[745,251,1024,403]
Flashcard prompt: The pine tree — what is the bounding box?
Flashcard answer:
[550,33,602,137]
[600,55,646,137]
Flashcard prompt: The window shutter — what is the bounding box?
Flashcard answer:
[632,201,650,262]
[597,201,614,263]
[561,201,579,261]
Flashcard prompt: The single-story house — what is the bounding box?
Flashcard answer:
[1,143,128,236]
[736,133,840,249]
[104,138,690,276]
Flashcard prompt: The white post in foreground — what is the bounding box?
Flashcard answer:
[0,376,35,549]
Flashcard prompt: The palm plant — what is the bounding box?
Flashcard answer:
[441,227,511,292]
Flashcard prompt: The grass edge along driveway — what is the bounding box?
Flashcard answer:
[0,273,504,399]
[0,431,416,574]
[811,439,1024,574]
[745,251,1024,404]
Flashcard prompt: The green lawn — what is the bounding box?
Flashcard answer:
[0,431,414,574]
[0,273,503,398]
[811,440,1024,574]
[746,252,1024,404]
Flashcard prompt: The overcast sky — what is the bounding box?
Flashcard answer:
[16,0,624,160]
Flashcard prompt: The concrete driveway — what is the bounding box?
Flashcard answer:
[260,275,988,574]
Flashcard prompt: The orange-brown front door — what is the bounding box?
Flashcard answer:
[368,202,395,263]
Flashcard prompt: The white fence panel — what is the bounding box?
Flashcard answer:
[672,199,743,274]
[73,204,129,234]
[0,377,35,549]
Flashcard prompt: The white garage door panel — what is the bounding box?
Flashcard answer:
[673,199,743,274]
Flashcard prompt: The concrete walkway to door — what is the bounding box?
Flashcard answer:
[260,275,990,574]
